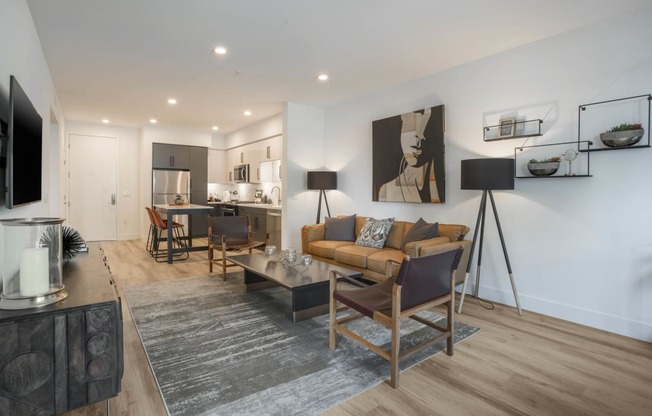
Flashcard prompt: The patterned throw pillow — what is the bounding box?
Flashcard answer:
[355,217,395,248]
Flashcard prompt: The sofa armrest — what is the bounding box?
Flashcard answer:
[403,236,450,258]
[301,224,326,253]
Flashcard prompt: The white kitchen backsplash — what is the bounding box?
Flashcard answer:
[208,182,281,203]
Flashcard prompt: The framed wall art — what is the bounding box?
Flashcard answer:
[372,105,445,203]
[498,117,516,138]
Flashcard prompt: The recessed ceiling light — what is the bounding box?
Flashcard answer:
[102,119,110,124]
[318,74,329,81]
[244,110,252,116]
[212,126,219,131]
[150,118,158,124]
[168,98,177,105]
[213,46,227,55]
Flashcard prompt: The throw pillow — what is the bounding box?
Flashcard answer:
[401,218,439,251]
[324,215,356,241]
[355,217,395,248]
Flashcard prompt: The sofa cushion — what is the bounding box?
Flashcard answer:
[367,249,406,277]
[334,245,383,268]
[385,221,409,249]
[324,214,356,241]
[401,218,439,250]
[355,217,395,248]
[438,224,469,242]
[308,240,354,259]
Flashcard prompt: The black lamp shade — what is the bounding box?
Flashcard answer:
[461,158,514,190]
[307,171,337,190]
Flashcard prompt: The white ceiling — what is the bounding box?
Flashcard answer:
[26,0,651,134]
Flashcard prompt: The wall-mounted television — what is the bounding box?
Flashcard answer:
[6,75,42,208]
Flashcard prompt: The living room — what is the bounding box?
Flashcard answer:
[1,1,651,415]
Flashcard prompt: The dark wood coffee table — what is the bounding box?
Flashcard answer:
[228,253,363,322]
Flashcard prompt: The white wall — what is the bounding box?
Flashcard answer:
[225,114,282,149]
[318,7,652,341]
[65,121,141,240]
[284,103,326,249]
[0,0,64,259]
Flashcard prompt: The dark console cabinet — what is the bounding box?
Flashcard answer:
[0,247,123,415]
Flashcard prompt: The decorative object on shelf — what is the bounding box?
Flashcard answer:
[562,149,579,176]
[307,170,337,224]
[173,194,187,205]
[459,158,522,315]
[372,105,445,203]
[599,123,644,148]
[498,117,516,138]
[527,157,560,176]
[40,225,86,262]
[515,141,592,179]
[484,118,542,141]
[578,94,651,152]
[0,218,68,310]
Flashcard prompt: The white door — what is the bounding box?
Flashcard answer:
[69,134,118,241]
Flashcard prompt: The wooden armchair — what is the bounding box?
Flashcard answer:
[329,246,464,388]
[208,215,265,280]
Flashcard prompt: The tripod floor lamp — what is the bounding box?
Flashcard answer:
[307,171,337,224]
[459,158,522,315]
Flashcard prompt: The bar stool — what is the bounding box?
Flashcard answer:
[147,207,189,262]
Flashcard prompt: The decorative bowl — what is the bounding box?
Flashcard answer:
[527,162,560,176]
[599,129,644,148]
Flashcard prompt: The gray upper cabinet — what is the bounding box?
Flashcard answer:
[152,143,190,170]
[189,146,208,190]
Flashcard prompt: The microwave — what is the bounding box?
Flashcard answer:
[233,164,250,182]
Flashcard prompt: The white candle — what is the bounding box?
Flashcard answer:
[20,247,50,297]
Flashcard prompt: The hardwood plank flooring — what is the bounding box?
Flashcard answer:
[64,239,652,416]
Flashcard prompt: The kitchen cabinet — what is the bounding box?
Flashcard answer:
[246,142,261,183]
[208,149,225,183]
[239,206,267,243]
[0,246,123,415]
[189,146,208,237]
[225,148,238,183]
[260,135,282,161]
[260,159,282,183]
[152,143,190,169]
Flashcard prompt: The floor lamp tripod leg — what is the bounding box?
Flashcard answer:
[316,190,323,224]
[488,191,522,315]
[323,190,331,217]
[458,190,487,314]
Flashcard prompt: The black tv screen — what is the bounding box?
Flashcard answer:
[6,75,42,208]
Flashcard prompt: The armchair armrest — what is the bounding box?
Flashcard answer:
[329,269,368,288]
[301,224,326,253]
[384,258,404,280]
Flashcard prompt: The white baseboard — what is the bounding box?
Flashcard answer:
[458,284,652,342]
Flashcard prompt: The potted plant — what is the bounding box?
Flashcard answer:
[600,123,644,148]
[527,157,561,176]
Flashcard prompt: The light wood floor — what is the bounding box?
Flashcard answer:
[65,239,652,416]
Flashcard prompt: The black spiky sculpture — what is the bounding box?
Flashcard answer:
[40,225,86,262]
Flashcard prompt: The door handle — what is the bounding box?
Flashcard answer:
[111,194,116,205]
[267,146,270,159]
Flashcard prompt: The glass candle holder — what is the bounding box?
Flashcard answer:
[265,245,277,256]
[0,218,68,310]
[301,254,313,266]
[285,247,297,263]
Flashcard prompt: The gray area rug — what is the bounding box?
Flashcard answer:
[124,274,480,416]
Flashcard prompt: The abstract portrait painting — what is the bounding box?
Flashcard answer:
[372,105,445,203]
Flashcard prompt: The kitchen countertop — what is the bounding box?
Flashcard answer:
[207,201,281,210]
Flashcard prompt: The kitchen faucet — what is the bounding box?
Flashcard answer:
[270,186,281,205]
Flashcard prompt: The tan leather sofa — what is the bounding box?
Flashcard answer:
[301,216,471,285]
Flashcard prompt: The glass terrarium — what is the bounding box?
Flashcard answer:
[0,218,68,310]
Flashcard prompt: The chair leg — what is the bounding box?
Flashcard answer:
[329,272,337,350]
[146,224,153,254]
[447,299,455,356]
[208,244,214,273]
[390,318,401,388]
[221,245,227,281]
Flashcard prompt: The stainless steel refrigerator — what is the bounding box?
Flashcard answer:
[152,169,190,230]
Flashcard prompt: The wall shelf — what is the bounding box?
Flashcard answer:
[484,119,542,141]
[578,94,651,152]
[515,140,593,179]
